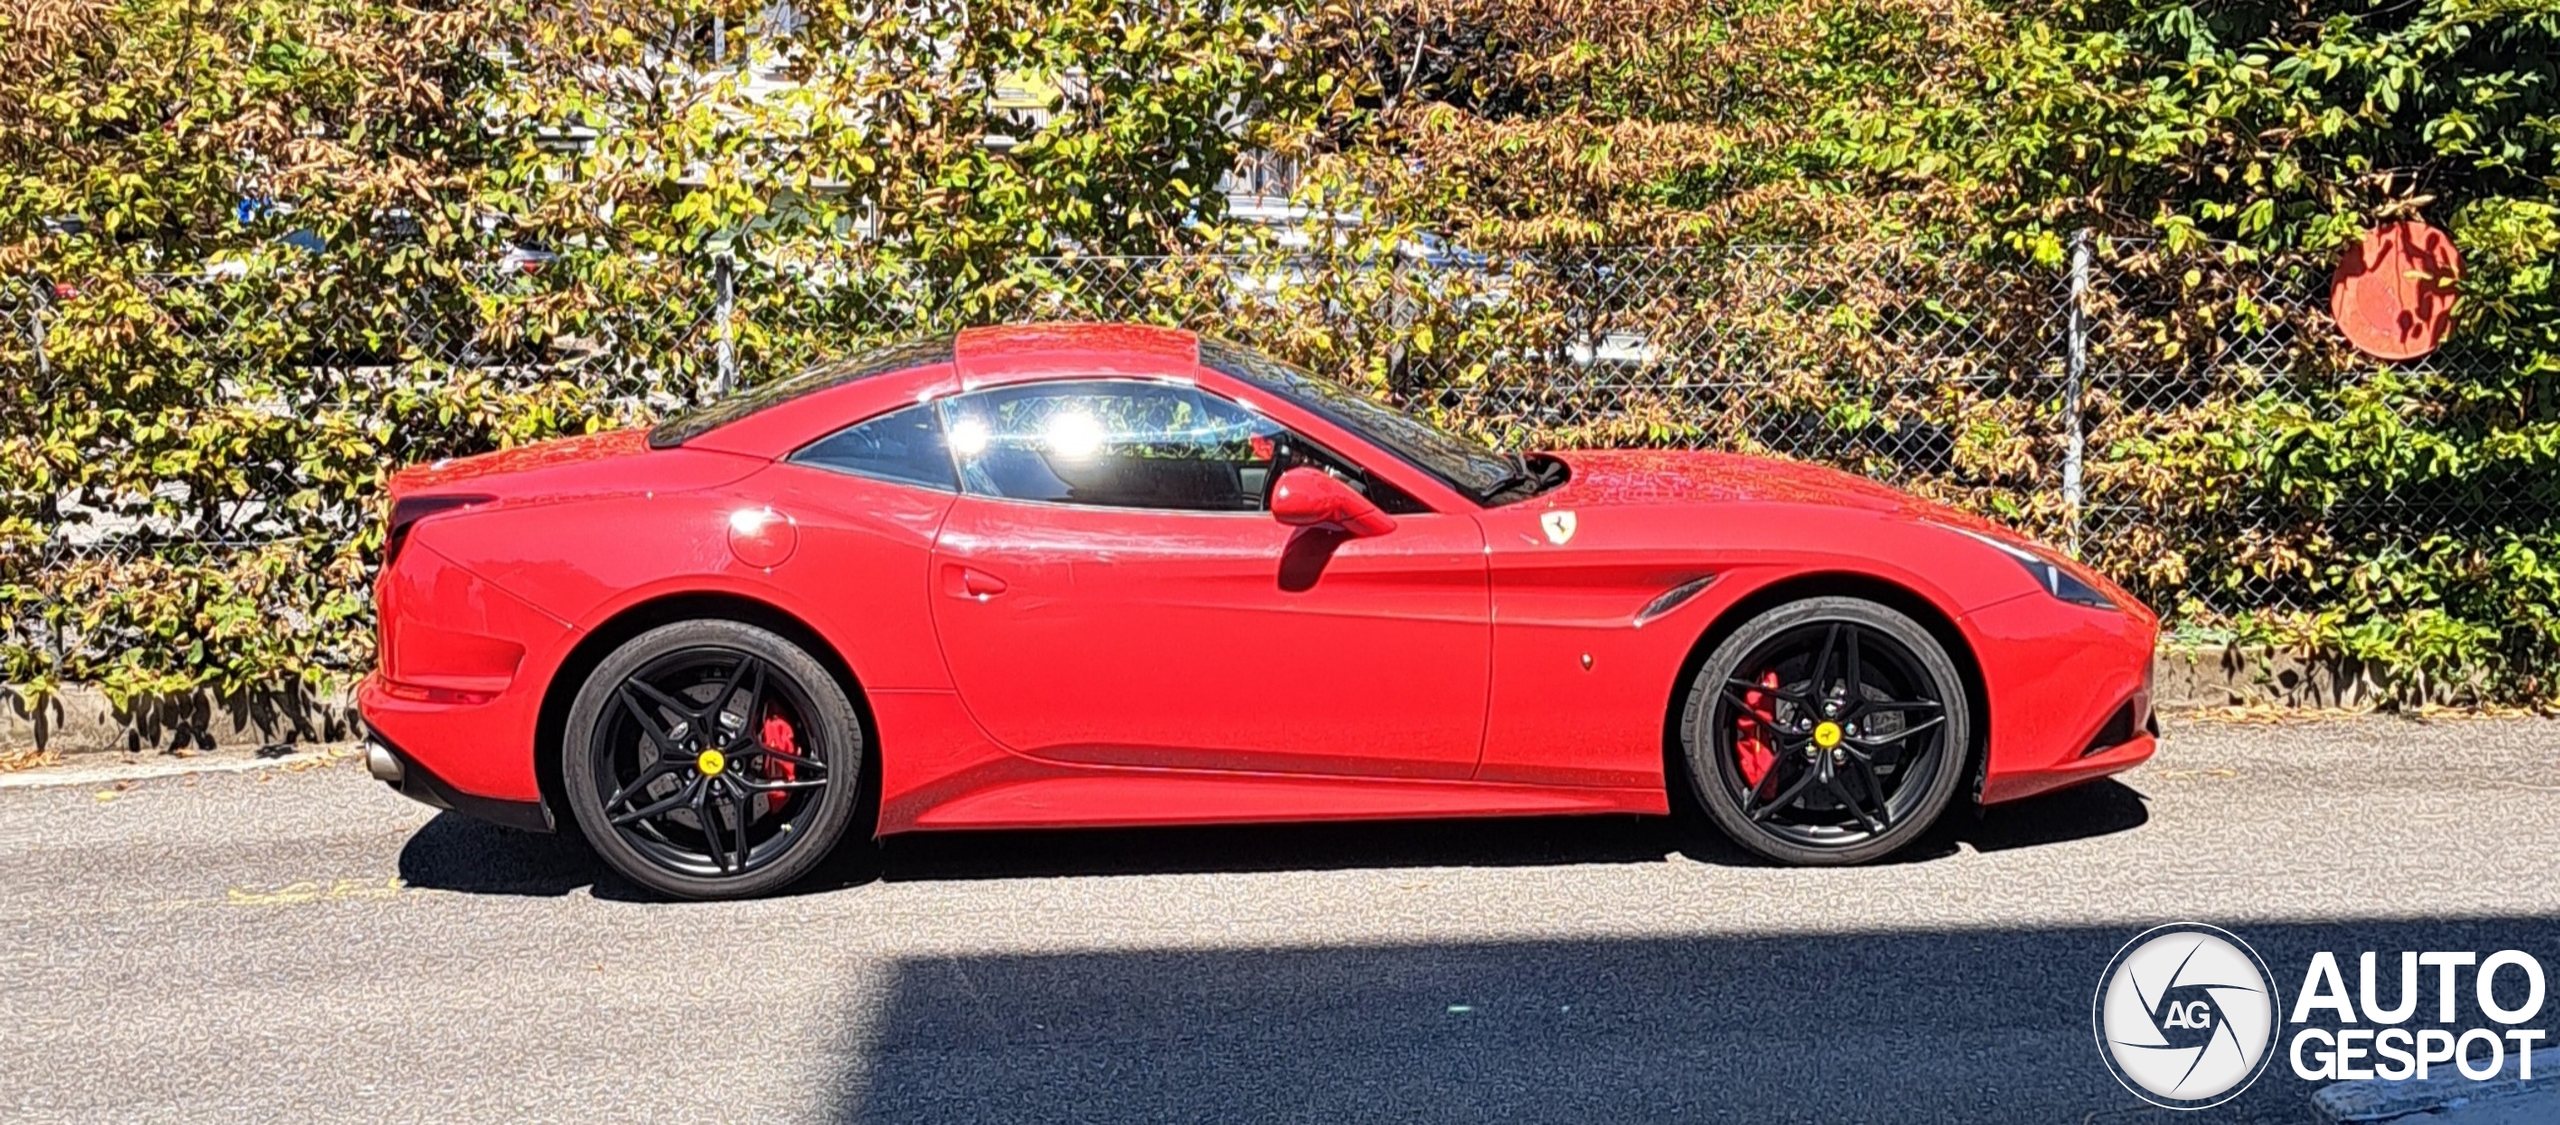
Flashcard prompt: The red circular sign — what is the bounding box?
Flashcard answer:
[2330,220,2461,361]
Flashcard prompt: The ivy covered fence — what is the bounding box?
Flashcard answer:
[2,0,2556,702]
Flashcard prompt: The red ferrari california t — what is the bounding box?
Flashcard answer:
[360,323,2157,898]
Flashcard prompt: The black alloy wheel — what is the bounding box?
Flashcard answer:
[564,619,864,899]
[1680,596,1970,865]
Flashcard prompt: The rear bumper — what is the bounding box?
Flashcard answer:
[363,540,566,813]
[363,726,554,833]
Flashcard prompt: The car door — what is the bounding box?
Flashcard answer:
[928,377,1491,779]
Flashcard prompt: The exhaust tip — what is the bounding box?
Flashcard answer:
[365,741,405,785]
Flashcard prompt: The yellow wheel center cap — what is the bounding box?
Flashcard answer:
[1813,721,1843,749]
[696,749,727,776]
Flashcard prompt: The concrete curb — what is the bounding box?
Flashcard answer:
[2150,644,2454,710]
[0,642,2455,756]
[4,683,359,756]
[2313,1047,2560,1123]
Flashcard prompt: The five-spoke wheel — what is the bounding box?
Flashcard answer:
[564,620,864,899]
[1681,596,1971,865]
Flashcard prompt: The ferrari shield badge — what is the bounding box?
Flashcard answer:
[1541,510,1578,545]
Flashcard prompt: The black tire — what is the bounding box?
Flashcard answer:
[562,619,865,900]
[1678,596,1970,866]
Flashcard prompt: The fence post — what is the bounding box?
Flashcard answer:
[712,252,737,396]
[2063,227,2090,552]
[707,20,735,399]
[25,280,64,679]
[26,277,53,401]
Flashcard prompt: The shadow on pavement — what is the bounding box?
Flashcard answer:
[394,779,2149,897]
[394,812,614,897]
[1966,775,2153,854]
[872,776,2148,882]
[819,915,2557,1125]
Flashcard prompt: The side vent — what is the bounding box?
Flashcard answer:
[2081,700,2139,757]
[1634,575,1718,626]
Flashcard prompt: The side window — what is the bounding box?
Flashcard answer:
[940,381,1282,512]
[791,402,956,491]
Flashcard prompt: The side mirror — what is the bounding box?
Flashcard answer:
[1270,467,1397,538]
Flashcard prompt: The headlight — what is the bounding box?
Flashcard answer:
[1946,526,2117,610]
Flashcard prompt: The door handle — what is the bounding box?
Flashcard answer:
[944,565,1009,600]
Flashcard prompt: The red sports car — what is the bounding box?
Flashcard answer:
[359,323,2157,898]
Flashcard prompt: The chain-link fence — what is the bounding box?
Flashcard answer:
[2073,237,2521,629]
[0,235,2511,688]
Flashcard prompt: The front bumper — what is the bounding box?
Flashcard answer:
[364,728,554,833]
[1966,592,2161,805]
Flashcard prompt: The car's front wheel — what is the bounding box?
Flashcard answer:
[562,620,864,899]
[1679,596,1971,865]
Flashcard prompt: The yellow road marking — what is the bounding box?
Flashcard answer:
[217,877,409,907]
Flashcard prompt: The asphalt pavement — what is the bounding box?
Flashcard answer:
[3,715,2557,1124]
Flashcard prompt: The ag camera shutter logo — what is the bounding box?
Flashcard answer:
[2094,923,2281,1110]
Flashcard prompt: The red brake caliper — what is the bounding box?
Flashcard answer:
[1734,671,1781,786]
[759,707,798,817]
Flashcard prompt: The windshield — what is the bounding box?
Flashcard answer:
[1198,338,1518,501]
[647,335,955,448]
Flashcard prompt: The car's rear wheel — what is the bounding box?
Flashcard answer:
[563,620,863,899]
[1679,596,1969,865]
